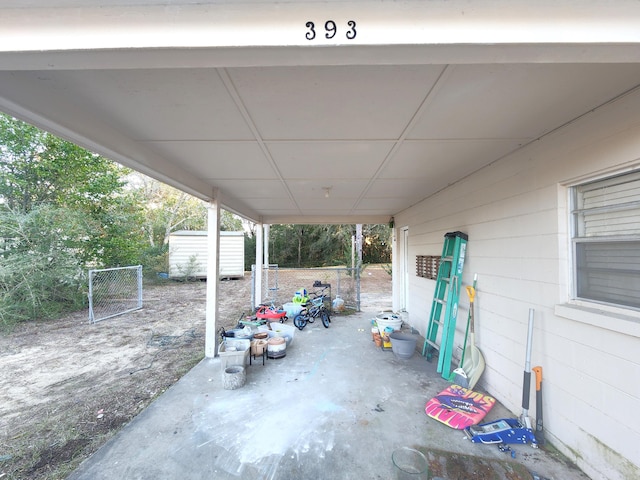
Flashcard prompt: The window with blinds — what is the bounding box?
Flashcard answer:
[572,171,640,309]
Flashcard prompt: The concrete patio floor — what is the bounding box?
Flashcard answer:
[68,310,589,480]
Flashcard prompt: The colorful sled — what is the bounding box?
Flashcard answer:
[425,384,496,430]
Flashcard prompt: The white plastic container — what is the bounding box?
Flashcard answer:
[332,296,345,312]
[269,322,296,346]
[219,339,250,370]
[375,313,403,332]
[283,302,303,318]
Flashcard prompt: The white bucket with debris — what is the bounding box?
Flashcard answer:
[375,312,402,331]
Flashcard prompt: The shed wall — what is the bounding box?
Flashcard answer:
[168,231,245,279]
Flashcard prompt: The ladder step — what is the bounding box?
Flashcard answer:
[425,339,439,350]
[434,299,446,305]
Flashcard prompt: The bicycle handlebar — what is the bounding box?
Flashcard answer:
[309,286,329,298]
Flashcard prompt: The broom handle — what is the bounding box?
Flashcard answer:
[521,308,534,429]
[459,274,478,367]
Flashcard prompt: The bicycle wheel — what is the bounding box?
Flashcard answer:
[321,310,330,328]
[293,313,307,330]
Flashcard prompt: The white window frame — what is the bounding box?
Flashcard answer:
[570,170,640,311]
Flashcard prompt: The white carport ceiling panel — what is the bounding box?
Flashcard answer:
[214,179,288,198]
[380,139,523,181]
[20,69,256,142]
[296,196,358,211]
[285,178,369,198]
[364,179,430,202]
[241,197,297,213]
[267,141,394,179]
[228,65,445,140]
[408,64,640,140]
[142,141,276,179]
[351,197,412,215]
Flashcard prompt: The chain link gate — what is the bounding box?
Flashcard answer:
[88,265,143,323]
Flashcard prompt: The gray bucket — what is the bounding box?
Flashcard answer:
[389,332,417,359]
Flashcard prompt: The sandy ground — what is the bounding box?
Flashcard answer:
[0,267,392,479]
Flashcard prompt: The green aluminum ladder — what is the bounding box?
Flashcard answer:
[422,231,468,380]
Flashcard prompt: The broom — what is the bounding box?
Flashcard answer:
[450,274,477,386]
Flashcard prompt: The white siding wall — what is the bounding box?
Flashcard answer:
[218,233,245,278]
[395,89,640,480]
[168,231,245,279]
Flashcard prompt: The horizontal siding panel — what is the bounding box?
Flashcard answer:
[168,231,244,278]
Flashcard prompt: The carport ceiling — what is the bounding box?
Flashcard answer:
[2,51,640,224]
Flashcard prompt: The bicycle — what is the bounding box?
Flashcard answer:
[293,286,331,330]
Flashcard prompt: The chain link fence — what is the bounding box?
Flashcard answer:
[251,265,360,312]
[88,265,143,323]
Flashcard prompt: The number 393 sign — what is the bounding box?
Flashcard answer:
[305,20,357,41]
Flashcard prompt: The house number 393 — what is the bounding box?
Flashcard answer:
[305,20,357,40]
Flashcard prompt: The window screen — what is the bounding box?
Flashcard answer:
[572,171,640,309]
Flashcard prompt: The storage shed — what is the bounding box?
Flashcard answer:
[168,230,245,279]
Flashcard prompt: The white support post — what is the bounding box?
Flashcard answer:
[391,224,400,312]
[263,224,270,302]
[205,195,221,358]
[356,224,363,311]
[254,221,264,308]
[264,224,270,267]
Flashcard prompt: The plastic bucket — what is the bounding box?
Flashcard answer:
[376,313,403,332]
[389,332,417,359]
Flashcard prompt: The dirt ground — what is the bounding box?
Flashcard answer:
[0,267,392,480]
